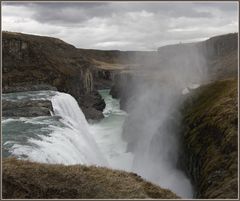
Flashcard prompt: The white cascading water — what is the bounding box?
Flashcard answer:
[49,92,108,166]
[10,92,108,166]
[3,88,195,197]
[122,84,193,198]
[89,90,133,171]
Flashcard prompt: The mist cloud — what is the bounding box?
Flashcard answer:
[120,38,209,198]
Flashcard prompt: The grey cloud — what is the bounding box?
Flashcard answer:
[3,2,111,25]
[2,2,238,51]
[3,2,218,26]
[195,2,238,12]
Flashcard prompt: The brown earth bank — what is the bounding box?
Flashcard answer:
[180,78,238,199]
[2,158,179,199]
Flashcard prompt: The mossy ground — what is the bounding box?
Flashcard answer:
[181,78,238,198]
[2,158,179,199]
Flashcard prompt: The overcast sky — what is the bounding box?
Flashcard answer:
[2,1,238,51]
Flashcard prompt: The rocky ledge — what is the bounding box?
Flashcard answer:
[2,158,179,199]
[2,99,53,117]
[3,84,57,93]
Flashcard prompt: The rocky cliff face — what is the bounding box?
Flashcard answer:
[157,33,238,81]
[180,79,238,198]
[2,31,107,120]
[2,31,163,119]
[203,33,238,81]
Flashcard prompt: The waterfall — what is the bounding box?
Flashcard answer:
[10,92,108,166]
[51,92,90,135]
[122,85,193,198]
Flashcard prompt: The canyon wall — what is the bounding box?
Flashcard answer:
[3,31,156,119]
[158,33,238,81]
[180,79,238,198]
[2,32,108,120]
[110,33,238,109]
[109,33,238,198]
[2,31,164,119]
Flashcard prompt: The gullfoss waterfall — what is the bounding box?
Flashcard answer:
[3,91,108,166]
[2,89,197,198]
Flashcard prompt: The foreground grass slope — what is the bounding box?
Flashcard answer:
[2,158,179,199]
[181,78,238,198]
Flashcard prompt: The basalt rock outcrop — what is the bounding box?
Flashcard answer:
[180,79,238,198]
[2,158,179,199]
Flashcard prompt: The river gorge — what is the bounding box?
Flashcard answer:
[2,31,238,199]
[2,88,193,198]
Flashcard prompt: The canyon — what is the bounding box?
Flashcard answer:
[2,31,238,199]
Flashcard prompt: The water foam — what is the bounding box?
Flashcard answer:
[10,92,108,166]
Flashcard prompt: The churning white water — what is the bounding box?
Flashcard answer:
[122,84,194,198]
[4,91,108,166]
[90,90,133,171]
[38,92,108,166]
[3,90,133,170]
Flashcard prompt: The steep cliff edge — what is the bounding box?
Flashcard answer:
[2,158,179,199]
[180,79,238,198]
[2,31,106,120]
